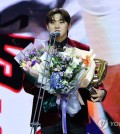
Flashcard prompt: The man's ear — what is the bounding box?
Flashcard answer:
[46,24,49,31]
[68,23,71,30]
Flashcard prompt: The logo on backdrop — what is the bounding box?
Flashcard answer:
[0,34,34,92]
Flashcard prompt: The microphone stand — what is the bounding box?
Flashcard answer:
[30,34,58,134]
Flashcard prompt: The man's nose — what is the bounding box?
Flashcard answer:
[55,22,60,28]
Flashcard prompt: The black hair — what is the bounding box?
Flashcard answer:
[46,8,71,24]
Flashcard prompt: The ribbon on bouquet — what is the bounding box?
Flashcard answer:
[56,92,83,134]
[61,95,67,134]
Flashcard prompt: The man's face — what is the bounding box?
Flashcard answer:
[46,13,71,42]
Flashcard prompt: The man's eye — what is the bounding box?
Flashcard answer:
[60,21,65,23]
[50,21,54,24]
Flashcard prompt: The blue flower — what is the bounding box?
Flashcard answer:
[31,60,37,66]
[29,49,38,56]
[24,56,29,61]
[50,72,64,90]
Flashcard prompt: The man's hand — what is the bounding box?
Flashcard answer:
[90,87,106,102]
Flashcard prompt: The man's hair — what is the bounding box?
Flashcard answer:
[46,8,71,24]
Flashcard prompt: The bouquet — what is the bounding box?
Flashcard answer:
[14,40,96,114]
[14,39,96,134]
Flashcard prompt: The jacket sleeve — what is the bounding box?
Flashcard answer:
[78,82,107,102]
[22,74,40,96]
[97,83,107,101]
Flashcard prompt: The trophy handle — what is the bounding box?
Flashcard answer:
[90,58,108,87]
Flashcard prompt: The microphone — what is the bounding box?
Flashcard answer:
[50,31,60,37]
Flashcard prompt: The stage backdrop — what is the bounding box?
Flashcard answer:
[0,0,120,134]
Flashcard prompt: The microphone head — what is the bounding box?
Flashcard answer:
[50,31,60,37]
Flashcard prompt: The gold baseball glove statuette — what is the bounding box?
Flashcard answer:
[90,58,108,87]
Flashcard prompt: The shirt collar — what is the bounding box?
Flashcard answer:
[48,37,68,51]
[55,37,68,50]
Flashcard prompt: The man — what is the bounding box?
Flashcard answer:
[23,8,107,134]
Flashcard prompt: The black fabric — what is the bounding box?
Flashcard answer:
[55,37,67,50]
[41,118,86,134]
[48,37,68,51]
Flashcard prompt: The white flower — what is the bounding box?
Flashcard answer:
[65,67,73,75]
[71,58,82,68]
